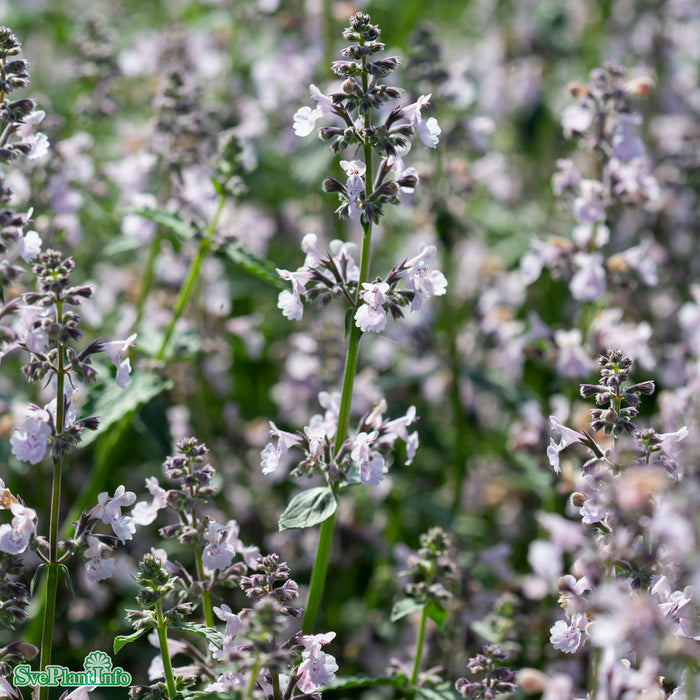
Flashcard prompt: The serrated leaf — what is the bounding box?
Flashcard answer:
[425,601,448,628]
[114,628,148,655]
[219,242,286,290]
[59,564,75,598]
[417,682,464,700]
[390,597,426,623]
[81,373,173,447]
[170,620,224,649]
[278,487,337,531]
[130,206,198,242]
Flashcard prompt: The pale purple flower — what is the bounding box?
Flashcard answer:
[26,132,50,160]
[101,333,136,389]
[18,229,42,263]
[10,416,51,464]
[205,672,245,693]
[328,240,360,281]
[550,613,585,653]
[554,329,593,378]
[573,180,606,223]
[0,673,20,699]
[83,535,116,582]
[561,103,593,136]
[340,159,365,220]
[540,674,575,700]
[213,603,243,638]
[547,417,585,473]
[0,502,37,554]
[527,540,562,581]
[354,303,387,334]
[570,252,606,302]
[403,94,441,148]
[293,106,319,137]
[202,519,258,572]
[354,282,390,333]
[89,485,137,542]
[301,232,324,267]
[405,431,419,465]
[261,421,301,475]
[276,267,314,321]
[297,632,338,693]
[388,151,419,193]
[293,85,335,137]
[202,521,237,571]
[402,244,447,311]
[277,289,304,321]
[132,477,168,526]
[610,113,644,162]
[552,158,581,195]
[309,84,334,114]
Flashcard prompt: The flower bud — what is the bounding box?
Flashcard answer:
[566,81,590,98]
[570,492,586,508]
[624,76,654,96]
[516,668,548,694]
[322,177,345,193]
[342,78,356,94]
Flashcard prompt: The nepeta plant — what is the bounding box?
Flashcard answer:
[119,438,339,700]
[527,350,697,700]
[0,26,140,700]
[271,10,446,636]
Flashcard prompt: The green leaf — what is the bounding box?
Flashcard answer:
[321,675,401,691]
[417,681,464,700]
[114,628,148,655]
[59,564,75,598]
[218,242,286,291]
[30,563,47,596]
[103,236,145,256]
[169,620,224,649]
[390,597,425,623]
[278,486,338,531]
[129,206,198,243]
[470,620,502,644]
[81,373,174,447]
[425,601,448,628]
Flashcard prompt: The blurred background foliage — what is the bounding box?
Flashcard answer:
[0,0,693,696]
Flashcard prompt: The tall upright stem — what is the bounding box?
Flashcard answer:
[155,599,178,699]
[302,59,375,634]
[37,301,66,700]
[157,194,225,361]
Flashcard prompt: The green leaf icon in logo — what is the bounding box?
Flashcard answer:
[84,650,113,672]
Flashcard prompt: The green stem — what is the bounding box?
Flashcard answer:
[155,599,178,700]
[271,670,282,700]
[301,46,376,635]
[132,231,163,333]
[156,193,226,361]
[244,662,260,700]
[301,507,337,634]
[193,542,215,628]
[588,646,600,700]
[301,218,373,638]
[410,606,428,687]
[38,302,66,700]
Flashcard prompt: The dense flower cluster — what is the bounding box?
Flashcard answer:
[527,351,696,698]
